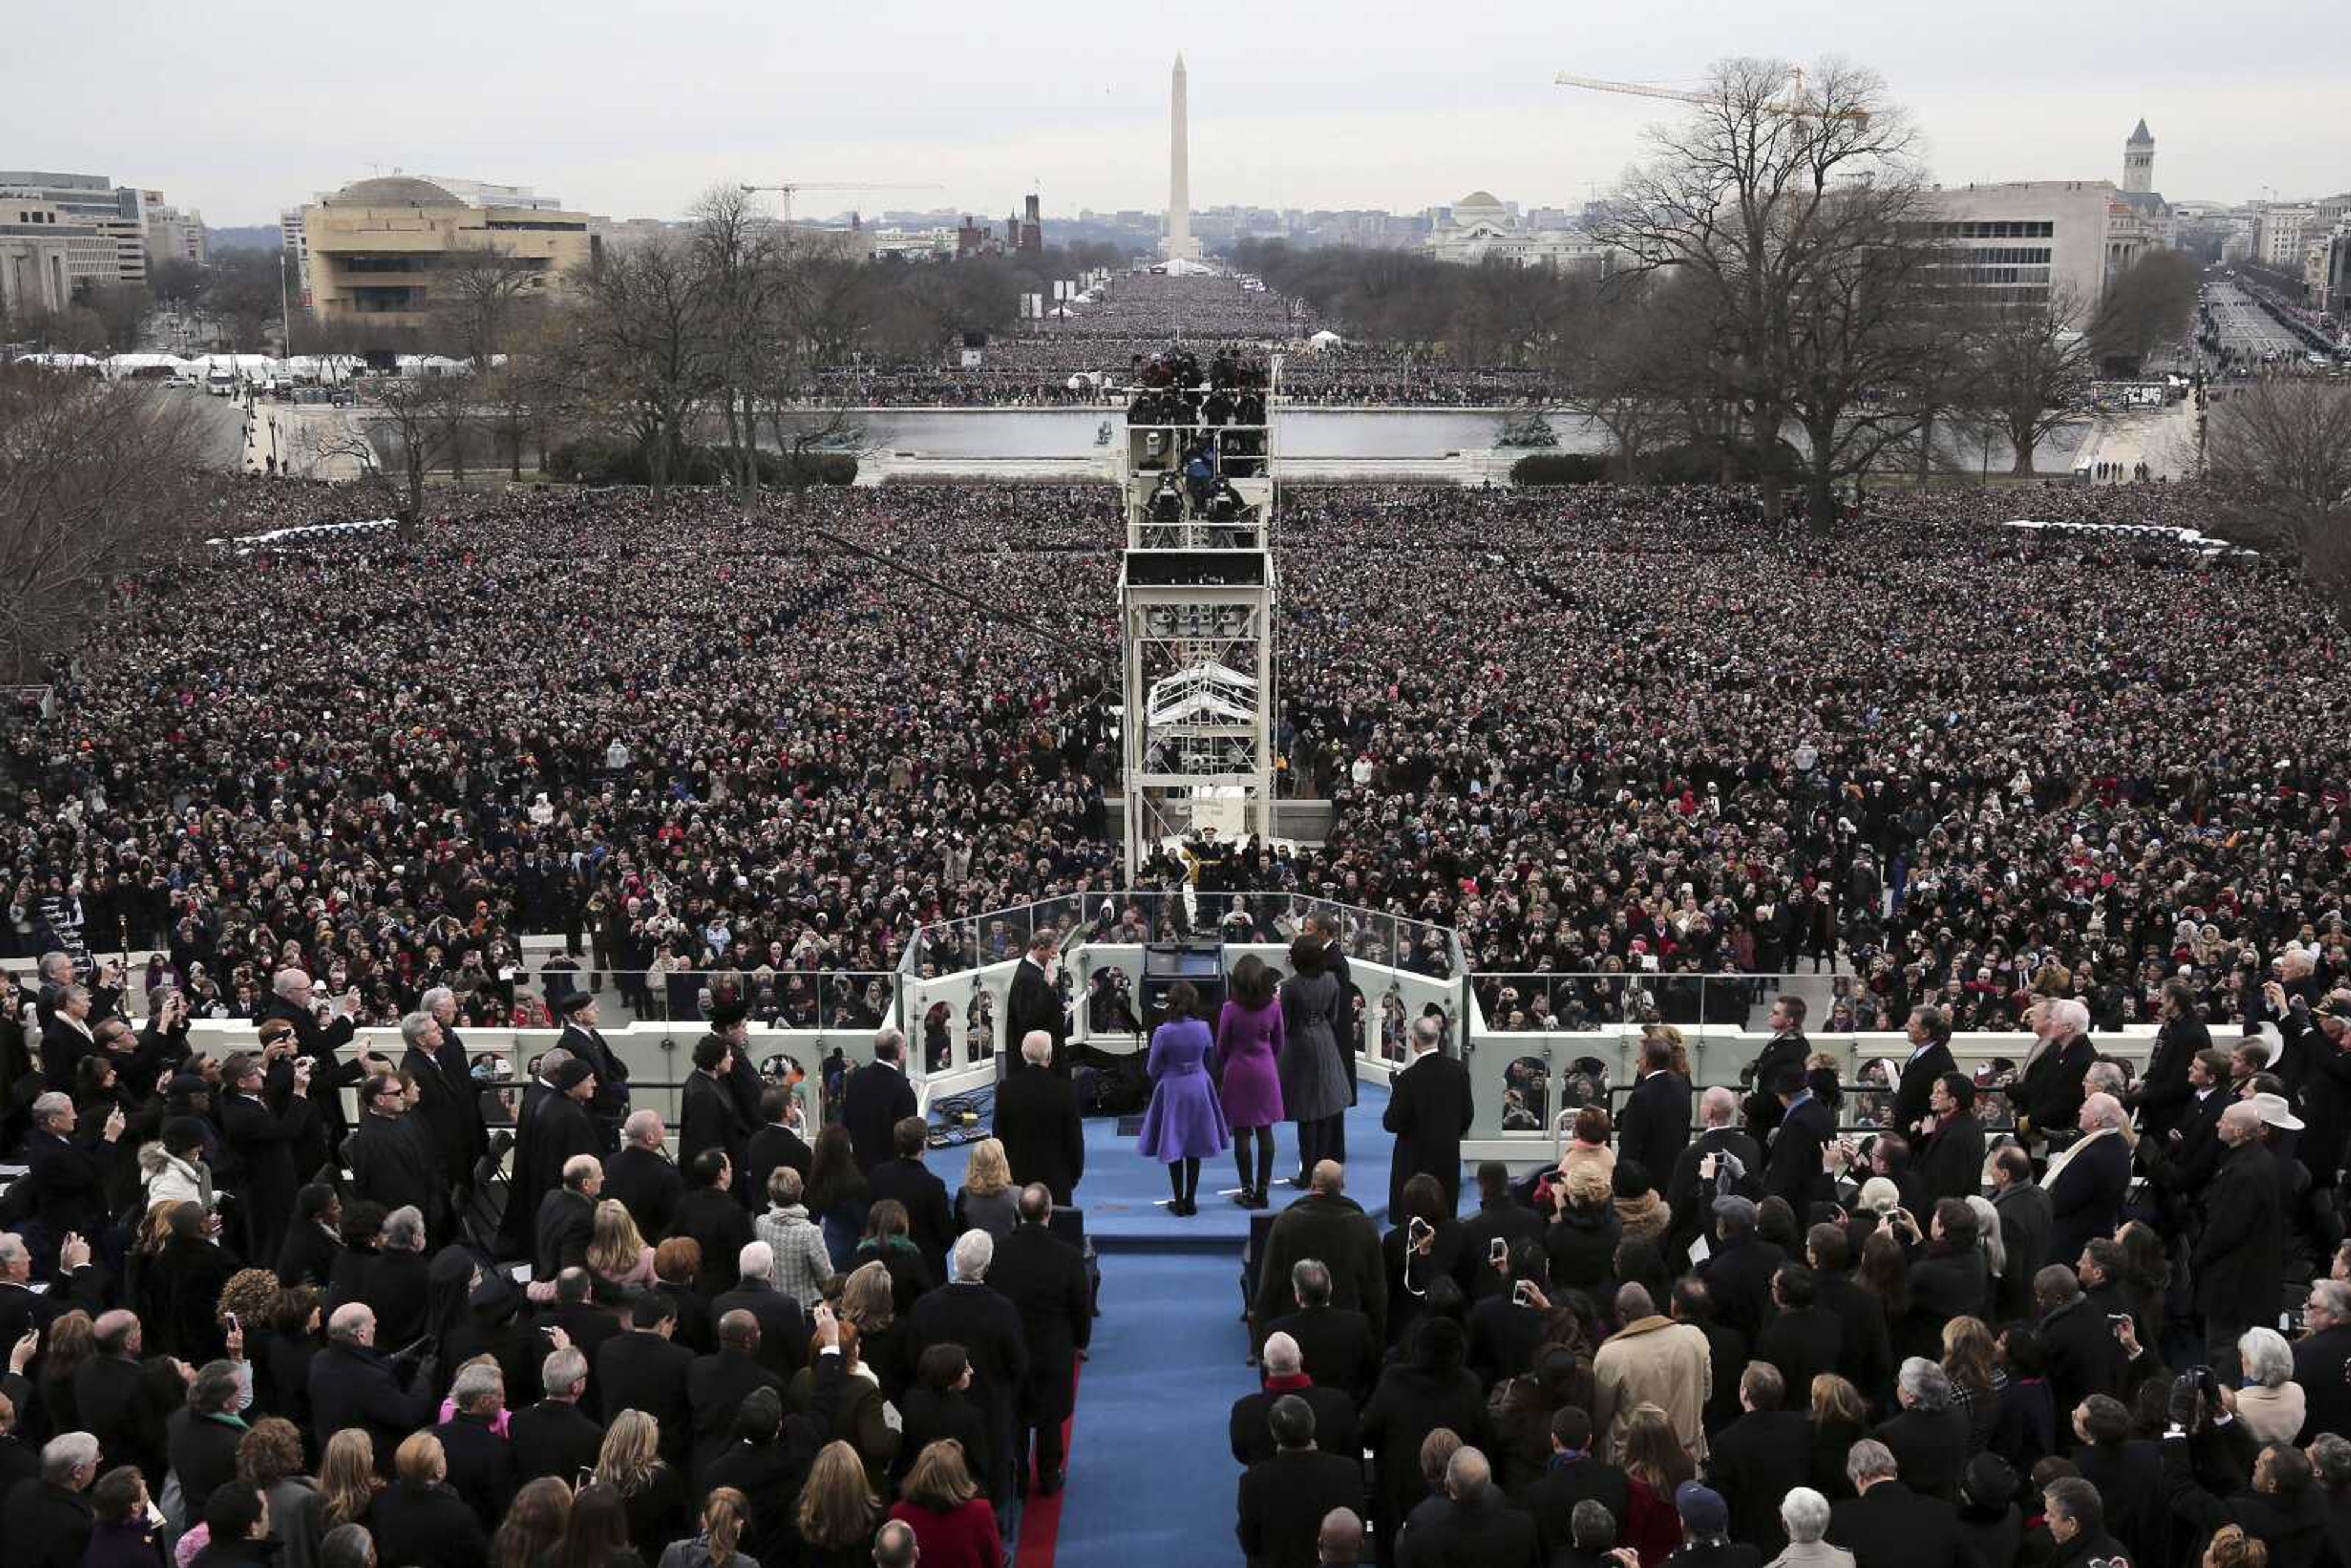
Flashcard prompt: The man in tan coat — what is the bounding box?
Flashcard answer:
[1592,1281,1713,1460]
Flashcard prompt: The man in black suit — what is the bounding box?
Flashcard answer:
[1262,1259,1382,1405]
[509,1343,605,1484]
[2017,999,2096,1153]
[1617,1036,1692,1192]
[711,1243,809,1384]
[2295,1279,2351,1444]
[1705,1362,1810,1556]
[1,1425,99,1568]
[1526,1407,1630,1566]
[433,1360,519,1521]
[1741,994,1810,1142]
[2033,1266,2128,1419]
[842,1029,918,1173]
[2044,1092,2133,1268]
[687,1309,786,1484]
[1894,1006,1959,1139]
[1806,1225,1892,1397]
[603,1109,682,1242]
[1235,1395,1365,1568]
[1250,1161,1388,1352]
[1828,1438,1974,1568]
[1913,1074,1987,1207]
[525,1269,623,1392]
[2195,1099,2285,1378]
[1877,1359,1971,1501]
[1003,932,1070,1078]
[13,1094,120,1269]
[1755,1266,1845,1403]
[2131,980,2210,1144]
[907,1230,1030,1510]
[742,1085,813,1217]
[0,1232,101,1351]
[987,1185,1093,1495]
[402,997,489,1201]
[1697,1196,1784,1346]
[1382,1016,1474,1218]
[549,988,629,1148]
[678,1034,751,1182]
[261,967,377,1152]
[992,1032,1086,1202]
[534,1154,602,1283]
[868,1117,956,1281]
[217,1054,315,1270]
[1666,1089,1762,1269]
[1229,1330,1358,1466]
[2161,1431,2331,1568]
[37,981,100,1092]
[310,1303,437,1478]
[2071,1394,2169,1568]
[526,1059,605,1207]
[1392,1445,1538,1567]
[345,1070,449,1242]
[1988,1146,2053,1322]
[670,1150,754,1297]
[595,1292,696,1467]
[1764,1068,1835,1216]
[2143,1047,2233,1215]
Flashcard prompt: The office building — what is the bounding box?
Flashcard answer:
[1918,179,2153,321]
[142,193,206,267]
[0,171,149,283]
[301,175,598,346]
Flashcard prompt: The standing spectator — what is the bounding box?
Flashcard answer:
[987,1185,1092,1497]
[1003,934,1068,1078]
[1382,1016,1473,1220]
[1705,1362,1809,1556]
[752,1168,834,1311]
[1216,955,1288,1212]
[1280,939,1348,1187]
[841,1031,917,1174]
[886,1439,1002,1568]
[1236,1395,1363,1568]
[906,1232,1028,1512]
[1136,981,1231,1217]
[1250,1162,1387,1352]
[1826,1440,1971,1568]
[1592,1283,1711,1463]
[950,1139,1018,1240]
[604,1112,683,1245]
[991,1034,1084,1204]
[1618,1035,1691,1193]
[2196,1101,2284,1380]
[2042,1093,2131,1268]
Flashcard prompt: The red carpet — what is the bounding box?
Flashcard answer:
[1012,1362,1081,1568]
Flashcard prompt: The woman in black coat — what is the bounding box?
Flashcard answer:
[1360,1315,1487,1554]
[142,1204,234,1364]
[1380,1174,1468,1354]
[895,1344,994,1491]
[366,1433,490,1568]
[1543,1168,1624,1301]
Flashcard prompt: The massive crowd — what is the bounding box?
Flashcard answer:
[4,452,2351,1568]
[2,473,2339,1051]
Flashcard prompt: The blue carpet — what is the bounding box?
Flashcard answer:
[924,1082,1418,1250]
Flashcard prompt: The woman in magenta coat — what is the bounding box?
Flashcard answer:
[1213,953,1286,1209]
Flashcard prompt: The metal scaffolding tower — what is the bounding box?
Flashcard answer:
[1117,356,1280,879]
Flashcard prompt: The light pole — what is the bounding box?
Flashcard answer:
[279,249,296,358]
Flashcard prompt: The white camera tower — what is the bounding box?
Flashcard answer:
[1117,355,1280,880]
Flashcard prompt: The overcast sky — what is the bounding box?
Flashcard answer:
[18,0,2345,227]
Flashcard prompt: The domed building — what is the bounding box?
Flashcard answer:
[301,172,600,356]
[1424,189,1608,272]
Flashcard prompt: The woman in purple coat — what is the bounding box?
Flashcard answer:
[1212,955,1286,1210]
[1136,982,1230,1215]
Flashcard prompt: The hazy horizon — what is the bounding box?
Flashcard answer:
[17,0,2346,228]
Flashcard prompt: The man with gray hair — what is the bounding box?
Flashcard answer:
[2197,1095,2286,1381]
[2295,1278,2351,1440]
[2042,1090,2132,1267]
[1381,1010,1472,1217]
[432,1360,515,1518]
[261,966,373,1149]
[2,1430,101,1566]
[1778,1486,1839,1559]
[842,1026,917,1173]
[1391,1445,1536,1564]
[309,1302,435,1476]
[510,1343,603,1485]
[1878,1357,1969,1501]
[711,1239,809,1381]
[992,1029,1085,1204]
[402,991,488,1201]
[1235,1394,1364,1568]
[907,1229,1029,1510]
[38,981,99,1090]
[1828,1438,1973,1568]
[2018,996,2096,1152]
[1667,1087,1761,1269]
[18,1089,119,1255]
[1228,1330,1359,1466]
[604,1108,683,1242]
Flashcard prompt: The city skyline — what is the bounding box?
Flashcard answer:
[13,0,2348,228]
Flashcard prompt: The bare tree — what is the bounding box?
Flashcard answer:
[2090,250,2199,375]
[1960,284,2096,475]
[362,370,467,531]
[433,242,544,369]
[0,366,206,679]
[2206,378,2351,614]
[1595,56,1938,527]
[553,232,719,515]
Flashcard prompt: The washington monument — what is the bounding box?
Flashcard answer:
[1164,53,1199,260]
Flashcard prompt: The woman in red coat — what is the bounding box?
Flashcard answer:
[885,1439,1003,1568]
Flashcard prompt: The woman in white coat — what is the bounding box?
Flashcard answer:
[137,1117,216,1214]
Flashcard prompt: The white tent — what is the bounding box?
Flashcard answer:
[1145,661,1259,729]
[1307,329,1346,348]
[395,354,470,377]
[103,353,190,378]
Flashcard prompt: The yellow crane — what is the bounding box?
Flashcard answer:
[1554,68,1870,124]
[737,181,947,223]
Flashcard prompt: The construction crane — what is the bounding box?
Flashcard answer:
[737,181,946,223]
[1554,68,1870,124]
